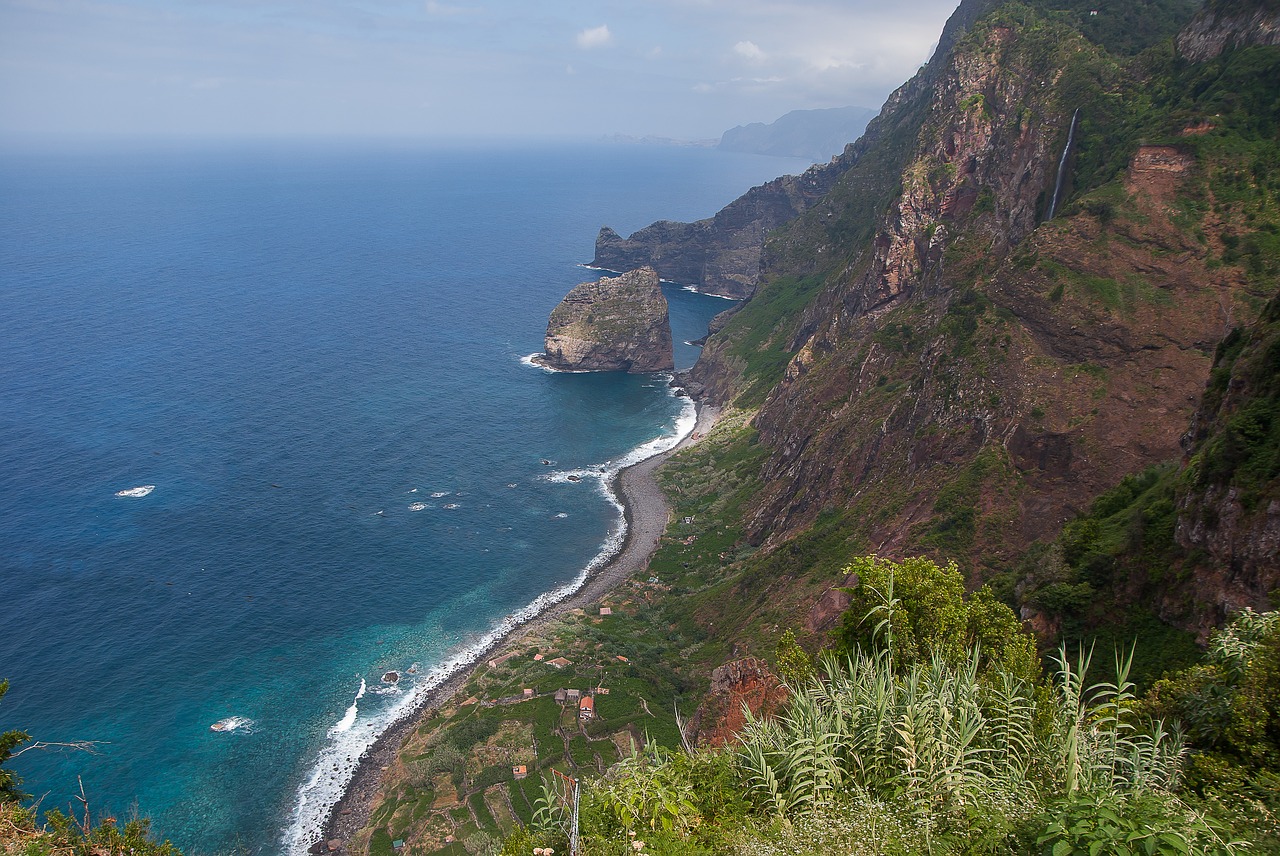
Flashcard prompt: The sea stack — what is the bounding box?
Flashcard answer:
[535,267,675,372]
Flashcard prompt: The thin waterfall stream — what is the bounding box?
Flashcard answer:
[1046,107,1081,220]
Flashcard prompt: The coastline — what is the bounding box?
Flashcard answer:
[317,401,721,853]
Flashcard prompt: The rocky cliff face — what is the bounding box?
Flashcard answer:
[677,0,1278,624]
[1176,0,1280,60]
[589,0,1003,302]
[536,267,674,373]
[590,167,845,299]
[683,657,787,748]
[1170,290,1280,629]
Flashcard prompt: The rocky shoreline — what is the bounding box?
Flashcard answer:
[317,401,720,854]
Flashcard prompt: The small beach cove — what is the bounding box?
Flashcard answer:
[317,403,722,854]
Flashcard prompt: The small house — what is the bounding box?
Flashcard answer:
[554,688,568,704]
[599,607,612,616]
[513,765,528,780]
[579,696,595,720]
[522,687,535,699]
[547,657,571,669]
[566,688,582,702]
[487,652,515,669]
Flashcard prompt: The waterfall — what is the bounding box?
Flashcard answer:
[1046,108,1081,220]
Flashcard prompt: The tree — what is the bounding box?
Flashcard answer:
[833,555,1039,680]
[0,680,32,803]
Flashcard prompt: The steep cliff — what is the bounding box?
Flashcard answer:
[663,0,1280,645]
[1174,290,1280,622]
[588,0,1005,300]
[535,267,674,373]
[1008,287,1280,651]
[590,168,844,299]
[1176,0,1280,60]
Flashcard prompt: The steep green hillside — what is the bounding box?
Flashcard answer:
[1016,286,1280,664]
[688,0,1278,645]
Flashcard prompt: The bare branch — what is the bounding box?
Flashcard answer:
[10,740,109,758]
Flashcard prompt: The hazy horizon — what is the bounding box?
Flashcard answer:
[1,0,963,143]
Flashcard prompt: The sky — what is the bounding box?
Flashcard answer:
[0,0,963,141]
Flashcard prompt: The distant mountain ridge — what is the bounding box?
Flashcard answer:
[717,106,879,161]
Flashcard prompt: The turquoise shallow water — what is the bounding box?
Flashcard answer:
[0,140,807,854]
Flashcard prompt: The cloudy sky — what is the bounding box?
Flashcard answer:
[0,0,962,141]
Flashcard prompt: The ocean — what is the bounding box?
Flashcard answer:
[0,139,808,854]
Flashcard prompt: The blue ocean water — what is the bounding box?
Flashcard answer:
[0,140,807,854]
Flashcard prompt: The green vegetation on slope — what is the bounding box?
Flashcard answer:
[504,559,1275,855]
[1030,0,1203,56]
[1190,289,1280,509]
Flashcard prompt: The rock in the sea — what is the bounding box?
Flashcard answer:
[536,267,674,372]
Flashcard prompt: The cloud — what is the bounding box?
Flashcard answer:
[576,24,612,49]
[733,40,765,62]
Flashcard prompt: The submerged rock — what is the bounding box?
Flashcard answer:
[535,267,674,372]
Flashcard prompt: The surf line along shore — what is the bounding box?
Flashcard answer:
[315,401,722,854]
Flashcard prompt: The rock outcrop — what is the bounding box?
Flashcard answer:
[535,267,674,373]
[1176,0,1280,61]
[683,657,788,748]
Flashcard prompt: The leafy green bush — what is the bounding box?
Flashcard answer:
[833,555,1038,680]
[1036,790,1243,856]
[1142,610,1280,847]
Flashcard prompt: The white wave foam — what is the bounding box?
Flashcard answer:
[408,502,428,512]
[679,285,737,300]
[115,485,155,498]
[607,394,696,474]
[209,716,254,733]
[520,353,598,374]
[328,679,366,737]
[554,512,568,519]
[281,388,699,855]
[540,468,597,484]
[520,353,558,374]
